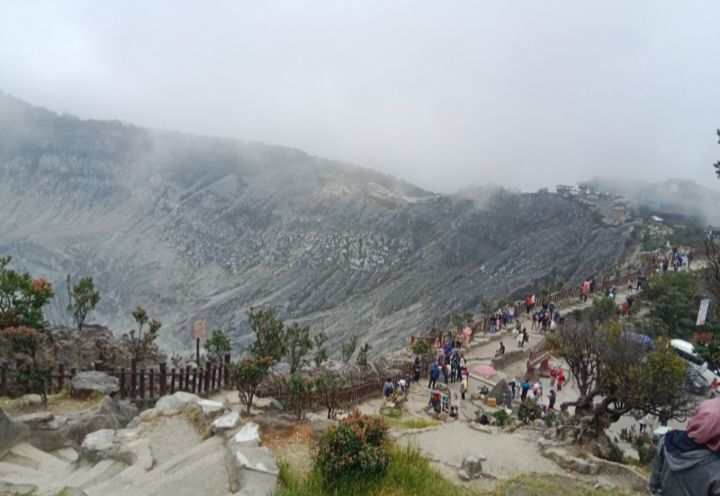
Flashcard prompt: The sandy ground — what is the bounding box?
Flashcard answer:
[398,421,563,479]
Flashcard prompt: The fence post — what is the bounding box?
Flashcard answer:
[44,366,53,396]
[130,359,137,400]
[224,354,231,388]
[170,368,176,394]
[119,368,126,399]
[204,362,211,394]
[149,368,155,400]
[57,363,65,392]
[0,363,6,396]
[191,367,198,394]
[159,363,167,397]
[211,365,217,391]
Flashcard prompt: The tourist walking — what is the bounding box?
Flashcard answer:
[428,362,440,389]
[556,369,565,391]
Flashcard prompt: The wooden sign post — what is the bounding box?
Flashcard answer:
[191,320,208,366]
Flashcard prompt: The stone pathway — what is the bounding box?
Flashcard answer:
[0,392,279,496]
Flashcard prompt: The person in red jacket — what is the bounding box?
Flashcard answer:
[556,368,566,391]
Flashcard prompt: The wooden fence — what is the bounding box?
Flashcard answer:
[265,379,386,413]
[0,354,233,406]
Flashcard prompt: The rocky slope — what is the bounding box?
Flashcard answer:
[0,93,635,356]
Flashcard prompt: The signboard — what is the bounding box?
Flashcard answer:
[697,299,710,326]
[191,320,208,341]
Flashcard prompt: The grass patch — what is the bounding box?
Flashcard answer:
[278,445,472,496]
[375,406,440,431]
[279,448,639,496]
[0,389,104,416]
[486,474,636,496]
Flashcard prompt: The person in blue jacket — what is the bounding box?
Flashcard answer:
[428,362,440,389]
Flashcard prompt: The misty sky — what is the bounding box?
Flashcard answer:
[1,1,719,193]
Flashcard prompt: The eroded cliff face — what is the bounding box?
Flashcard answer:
[0,93,634,355]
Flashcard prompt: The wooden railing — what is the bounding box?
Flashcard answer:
[0,354,233,405]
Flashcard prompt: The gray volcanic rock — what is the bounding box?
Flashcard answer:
[0,408,28,457]
[70,371,120,397]
[0,93,635,357]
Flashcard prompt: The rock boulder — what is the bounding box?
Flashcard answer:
[70,371,120,397]
[0,408,29,457]
[458,455,486,480]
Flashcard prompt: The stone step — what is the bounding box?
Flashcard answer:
[0,461,53,486]
[154,435,225,475]
[43,459,124,495]
[10,442,71,475]
[92,446,228,496]
[124,448,228,496]
[83,463,146,496]
[52,447,79,463]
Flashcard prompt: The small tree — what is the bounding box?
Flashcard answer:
[204,329,231,363]
[451,311,473,330]
[284,322,312,374]
[66,275,101,331]
[341,335,358,364]
[550,302,694,449]
[480,298,493,317]
[412,339,430,356]
[315,372,344,419]
[0,256,54,329]
[356,343,372,366]
[248,307,285,364]
[2,326,49,401]
[282,373,313,419]
[129,306,161,363]
[313,330,329,368]
[232,356,272,413]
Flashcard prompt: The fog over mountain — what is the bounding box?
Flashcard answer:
[1,2,719,193]
[0,94,642,355]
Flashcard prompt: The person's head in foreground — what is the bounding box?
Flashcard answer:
[650,399,720,495]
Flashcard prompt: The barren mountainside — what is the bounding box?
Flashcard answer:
[0,93,635,356]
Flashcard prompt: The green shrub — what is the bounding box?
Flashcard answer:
[632,436,656,465]
[279,445,471,496]
[544,411,559,428]
[412,339,430,355]
[315,410,389,486]
[518,399,542,424]
[492,409,510,426]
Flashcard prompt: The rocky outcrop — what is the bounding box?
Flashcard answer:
[1,324,166,371]
[71,371,120,397]
[458,455,486,480]
[10,396,138,452]
[225,422,279,495]
[0,408,28,457]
